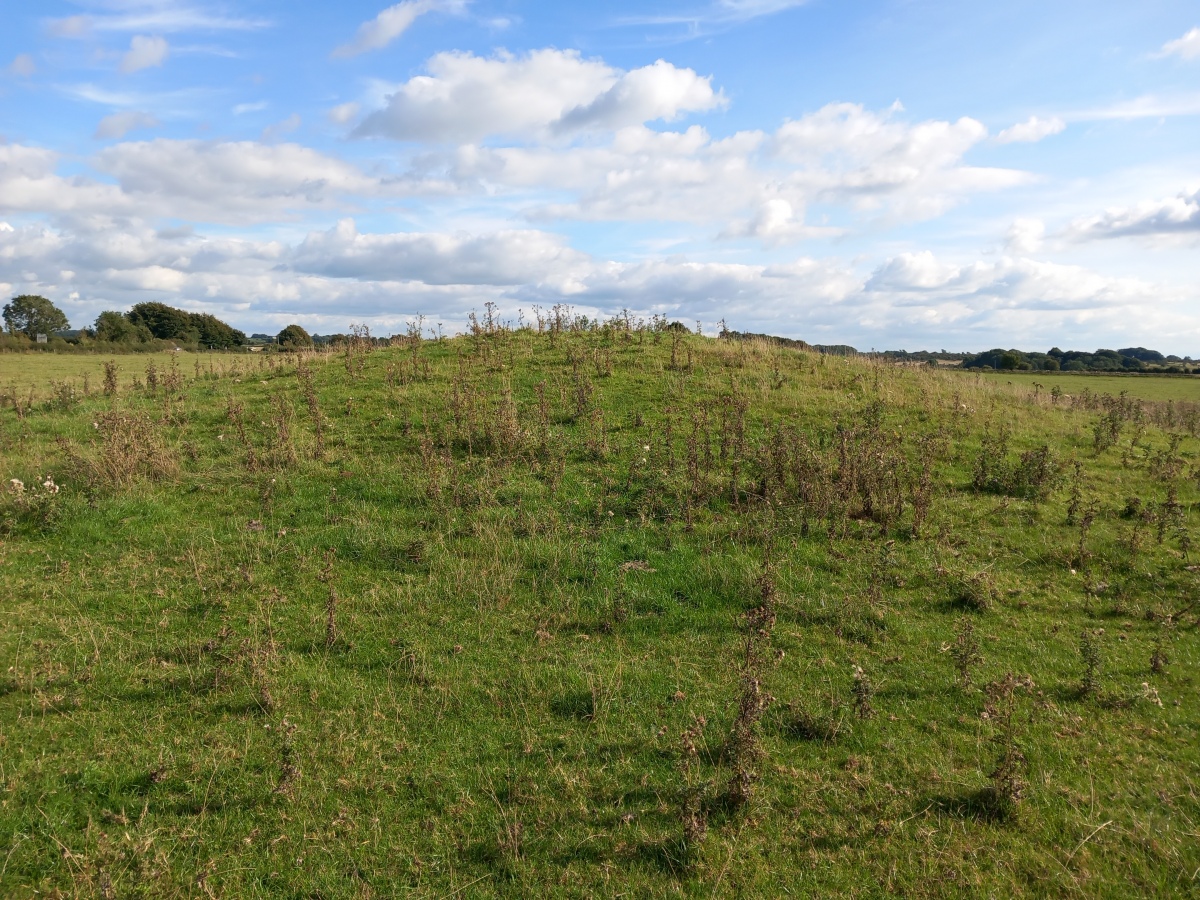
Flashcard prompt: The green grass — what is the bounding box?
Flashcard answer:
[973,369,1200,402]
[1,331,1198,898]
[0,350,236,400]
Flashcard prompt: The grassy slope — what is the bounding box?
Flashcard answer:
[1,331,1198,899]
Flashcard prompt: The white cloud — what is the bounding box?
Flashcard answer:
[94,110,160,140]
[234,101,268,115]
[1071,92,1200,120]
[354,50,722,142]
[289,219,587,285]
[553,59,726,132]
[453,102,1025,230]
[120,35,170,73]
[716,0,810,18]
[47,15,93,38]
[93,140,400,220]
[328,102,361,125]
[1066,187,1200,240]
[621,0,811,35]
[1159,27,1200,60]
[333,0,466,58]
[0,144,133,217]
[0,214,1195,351]
[48,4,270,36]
[720,198,844,243]
[8,54,36,77]
[0,140,441,226]
[996,115,1065,143]
[865,253,1160,312]
[769,103,1027,219]
[450,125,767,223]
[1005,218,1045,254]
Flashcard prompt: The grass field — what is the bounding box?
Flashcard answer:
[974,370,1200,402]
[0,351,230,401]
[1,329,1198,898]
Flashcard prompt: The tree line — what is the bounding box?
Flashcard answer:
[962,347,1194,374]
[2,295,316,352]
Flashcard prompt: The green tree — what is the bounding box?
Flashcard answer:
[126,302,246,349]
[127,302,192,340]
[3,295,70,338]
[999,352,1020,370]
[276,324,313,349]
[191,313,247,350]
[94,310,149,343]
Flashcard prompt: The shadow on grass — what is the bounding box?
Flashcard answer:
[930,787,1017,823]
[550,690,596,722]
[626,837,691,876]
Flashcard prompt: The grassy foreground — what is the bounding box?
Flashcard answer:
[1,326,1198,898]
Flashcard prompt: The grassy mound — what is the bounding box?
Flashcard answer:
[1,325,1197,898]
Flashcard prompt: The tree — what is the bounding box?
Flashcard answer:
[94,310,149,343]
[276,324,313,349]
[3,295,69,338]
[127,302,191,340]
[191,313,247,350]
[126,302,246,349]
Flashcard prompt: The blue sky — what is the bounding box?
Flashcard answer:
[1,0,1198,351]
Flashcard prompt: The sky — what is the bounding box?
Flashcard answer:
[1,1,1198,352]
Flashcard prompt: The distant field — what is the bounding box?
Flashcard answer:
[0,350,253,399]
[964,369,1200,402]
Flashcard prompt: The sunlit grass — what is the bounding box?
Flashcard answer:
[1,329,1197,898]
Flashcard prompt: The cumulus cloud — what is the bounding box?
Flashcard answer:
[93,140,401,219]
[720,198,843,243]
[769,102,1027,218]
[1159,27,1200,60]
[996,115,1065,143]
[553,59,726,132]
[333,0,466,58]
[0,214,1194,351]
[0,140,447,225]
[8,54,36,77]
[1066,187,1200,240]
[354,50,721,142]
[94,110,161,140]
[448,101,1025,230]
[865,252,1161,312]
[290,219,587,285]
[0,144,132,217]
[120,35,170,73]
